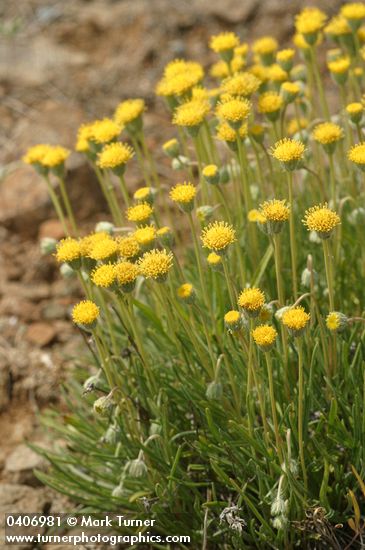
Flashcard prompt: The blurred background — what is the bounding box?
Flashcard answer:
[0,0,343,526]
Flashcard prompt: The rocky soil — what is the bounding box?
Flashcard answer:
[0,0,343,546]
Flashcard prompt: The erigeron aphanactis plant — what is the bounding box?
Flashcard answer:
[24,4,365,548]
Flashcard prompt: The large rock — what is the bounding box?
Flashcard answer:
[4,444,46,486]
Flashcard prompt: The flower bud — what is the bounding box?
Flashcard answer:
[129,453,148,478]
[206,380,223,401]
[40,237,57,255]
[93,395,114,417]
[197,205,214,222]
[172,155,190,170]
[162,138,180,158]
[60,262,76,279]
[95,221,115,235]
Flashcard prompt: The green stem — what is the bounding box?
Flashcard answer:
[118,174,130,207]
[58,176,78,234]
[273,233,290,398]
[322,239,335,311]
[187,212,211,315]
[309,46,330,120]
[297,338,308,492]
[44,176,69,235]
[221,256,236,309]
[265,352,283,464]
[328,154,337,208]
[287,171,298,298]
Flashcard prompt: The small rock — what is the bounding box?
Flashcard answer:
[26,323,56,347]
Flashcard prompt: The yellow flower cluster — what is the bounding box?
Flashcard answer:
[97,142,134,170]
[170,182,197,208]
[72,300,100,327]
[23,144,70,168]
[312,122,344,145]
[114,99,145,126]
[238,287,265,315]
[138,249,174,282]
[126,203,154,224]
[173,99,210,128]
[201,222,236,253]
[303,204,340,237]
[282,306,310,334]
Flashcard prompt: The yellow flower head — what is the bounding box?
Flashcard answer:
[249,64,269,83]
[295,7,327,38]
[114,261,140,291]
[114,99,145,126]
[201,221,236,253]
[156,226,171,237]
[248,209,267,224]
[173,99,210,129]
[177,283,195,303]
[41,146,70,168]
[277,48,295,63]
[133,225,157,247]
[138,249,174,282]
[348,142,365,167]
[56,238,81,265]
[328,56,351,74]
[346,102,364,123]
[23,144,51,166]
[252,324,277,350]
[216,121,248,143]
[359,24,365,40]
[202,165,219,178]
[162,138,179,157]
[287,117,309,136]
[253,36,278,64]
[341,2,365,22]
[281,81,300,96]
[79,232,109,257]
[224,310,242,331]
[91,263,116,288]
[164,59,204,80]
[259,200,290,234]
[216,97,251,127]
[170,182,196,211]
[89,237,119,261]
[325,15,352,37]
[271,138,305,170]
[156,61,204,98]
[221,72,261,97]
[326,311,348,333]
[210,32,240,53]
[97,142,134,170]
[303,203,340,238]
[118,235,141,259]
[134,186,154,203]
[238,287,265,316]
[90,118,122,144]
[347,102,363,115]
[75,123,94,152]
[249,124,265,143]
[207,251,222,268]
[268,64,288,83]
[312,122,343,152]
[126,202,154,224]
[72,300,100,327]
[282,306,310,335]
[258,92,283,120]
